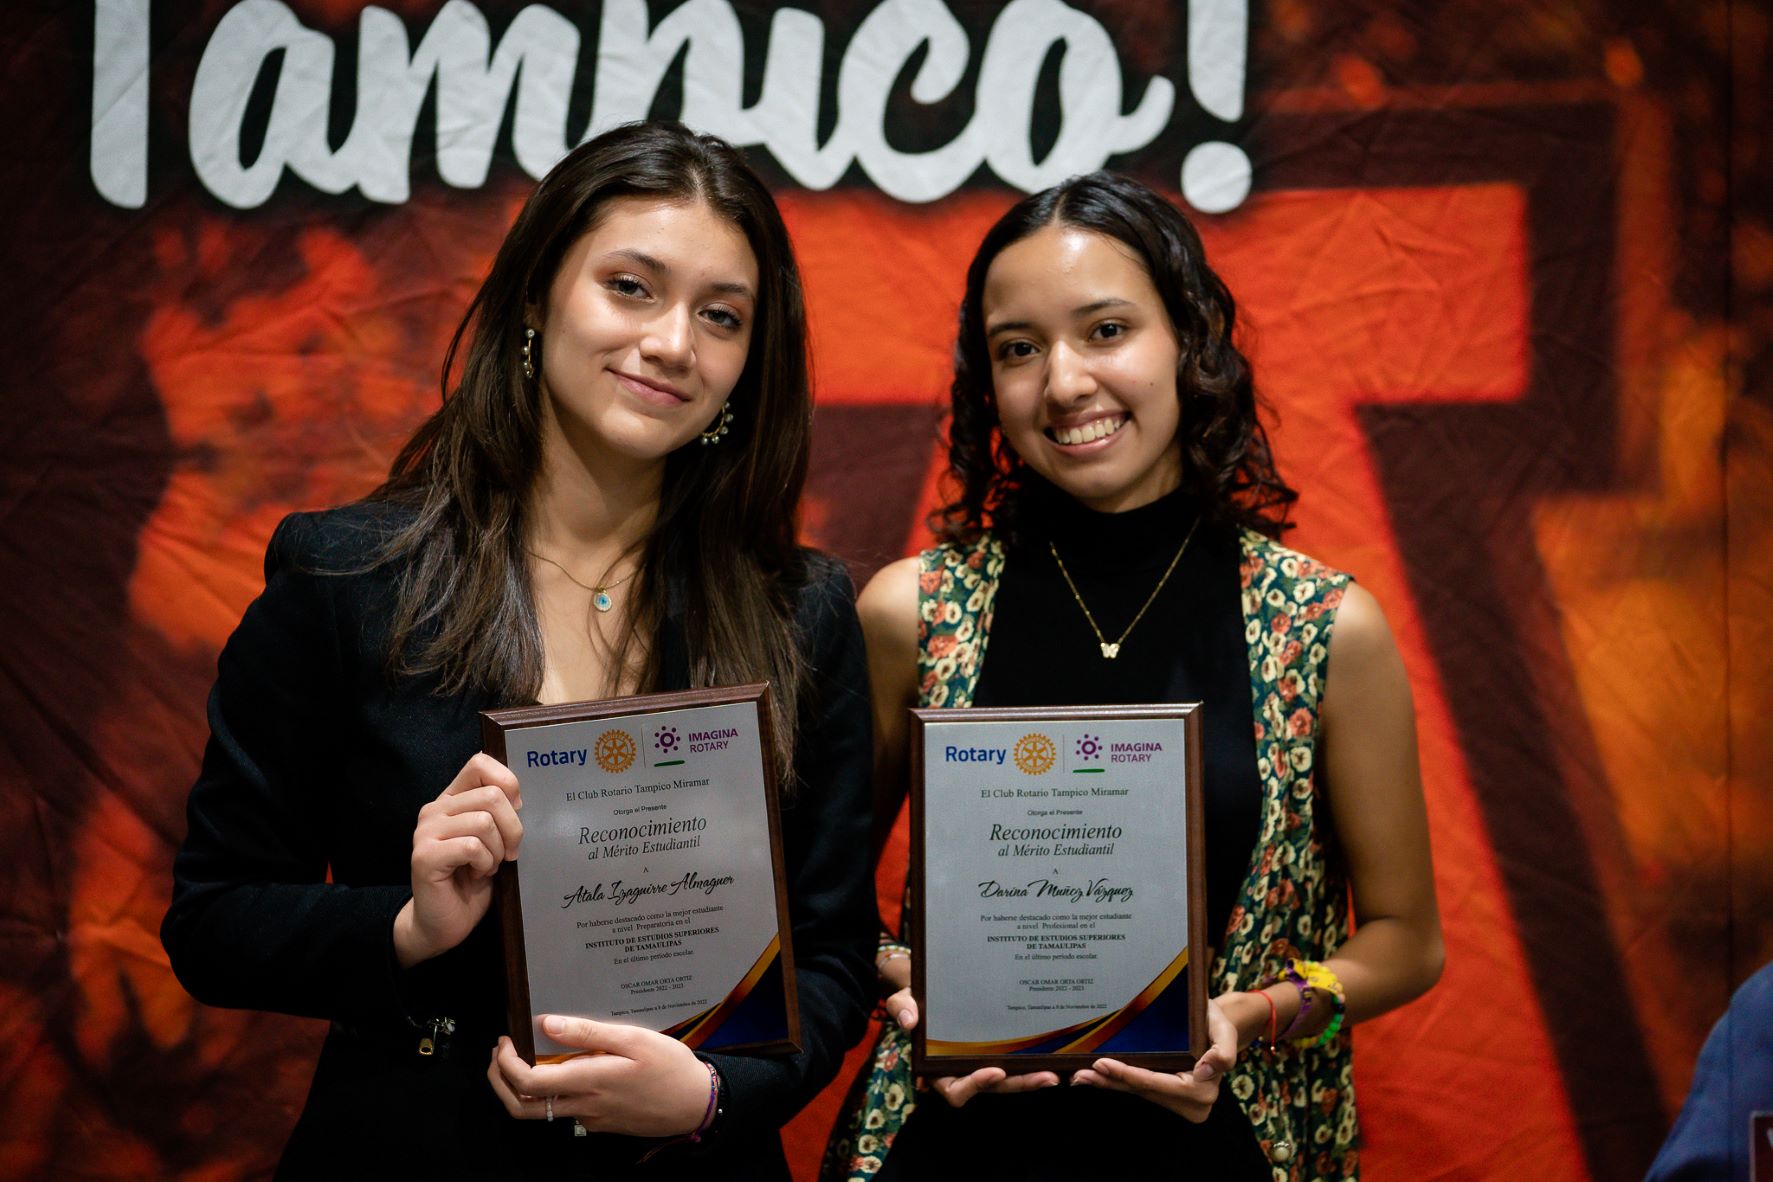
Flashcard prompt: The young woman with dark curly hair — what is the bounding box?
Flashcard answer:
[825,172,1443,1181]
[161,122,876,1180]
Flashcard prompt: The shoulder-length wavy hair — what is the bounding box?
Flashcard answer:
[370,122,811,776]
[935,171,1296,544]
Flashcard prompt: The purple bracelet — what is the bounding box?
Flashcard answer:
[689,1060,721,1142]
[634,1061,722,1163]
[1275,964,1316,1040]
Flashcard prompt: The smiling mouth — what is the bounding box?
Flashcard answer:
[613,370,690,402]
[1047,415,1127,446]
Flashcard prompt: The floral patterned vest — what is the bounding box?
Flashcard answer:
[825,529,1357,1182]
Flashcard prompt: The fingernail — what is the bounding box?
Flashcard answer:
[1195,1062,1216,1081]
[897,1009,913,1028]
[543,1015,564,1036]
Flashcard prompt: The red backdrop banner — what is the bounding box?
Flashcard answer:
[1,3,1764,1179]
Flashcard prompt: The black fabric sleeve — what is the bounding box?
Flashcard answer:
[700,557,877,1132]
[160,512,413,1030]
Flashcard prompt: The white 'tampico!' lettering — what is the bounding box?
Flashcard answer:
[976,0,1171,192]
[91,0,151,208]
[1180,0,1251,212]
[105,0,1205,210]
[188,0,582,205]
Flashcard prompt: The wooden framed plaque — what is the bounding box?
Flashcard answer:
[482,683,800,1064]
[910,704,1207,1075]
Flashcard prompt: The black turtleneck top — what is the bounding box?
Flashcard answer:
[973,480,1262,944]
[874,482,1271,1181]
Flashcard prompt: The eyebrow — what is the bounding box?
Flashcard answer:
[985,297,1135,336]
[605,248,755,299]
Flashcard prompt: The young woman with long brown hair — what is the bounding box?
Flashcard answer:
[827,172,1442,1181]
[162,122,875,1179]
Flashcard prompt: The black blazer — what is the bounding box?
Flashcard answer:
[161,506,876,1180]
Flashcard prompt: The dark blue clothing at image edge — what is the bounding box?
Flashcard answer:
[159,503,877,1180]
[1647,961,1773,1182]
[876,480,1272,1181]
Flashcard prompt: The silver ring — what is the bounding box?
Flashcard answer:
[545,1095,555,1122]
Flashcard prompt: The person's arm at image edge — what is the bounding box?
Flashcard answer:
[1220,582,1445,1043]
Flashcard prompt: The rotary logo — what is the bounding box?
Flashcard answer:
[593,728,637,774]
[1074,733,1102,761]
[1012,733,1057,775]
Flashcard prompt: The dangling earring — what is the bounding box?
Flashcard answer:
[522,327,537,381]
[699,400,734,446]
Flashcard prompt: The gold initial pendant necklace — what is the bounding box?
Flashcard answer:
[528,550,637,613]
[1049,516,1201,659]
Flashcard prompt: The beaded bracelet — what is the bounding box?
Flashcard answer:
[1313,1007,1346,1048]
[875,940,911,972]
[874,940,913,1008]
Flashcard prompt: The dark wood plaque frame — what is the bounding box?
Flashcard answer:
[909,703,1207,1075]
[481,682,800,1064]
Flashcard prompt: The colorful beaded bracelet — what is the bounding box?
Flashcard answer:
[1312,1008,1346,1048]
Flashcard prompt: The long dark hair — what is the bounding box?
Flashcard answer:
[935,171,1296,543]
[370,122,810,777]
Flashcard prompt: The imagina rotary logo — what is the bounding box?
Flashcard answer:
[652,725,685,767]
[1072,732,1107,774]
[593,728,637,774]
[1013,733,1057,775]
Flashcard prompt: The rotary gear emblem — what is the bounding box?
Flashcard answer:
[1012,733,1057,775]
[593,728,637,773]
